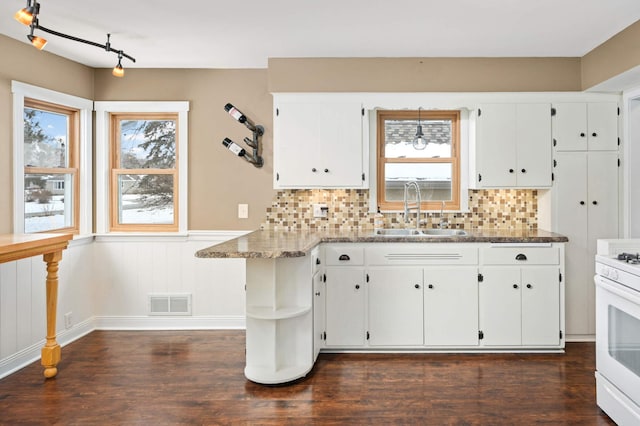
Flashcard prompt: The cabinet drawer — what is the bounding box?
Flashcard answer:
[367,245,478,266]
[325,246,364,266]
[480,246,559,265]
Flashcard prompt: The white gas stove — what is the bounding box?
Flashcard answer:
[596,252,640,293]
[595,239,640,425]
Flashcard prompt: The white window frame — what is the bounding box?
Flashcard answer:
[12,81,93,236]
[94,101,189,234]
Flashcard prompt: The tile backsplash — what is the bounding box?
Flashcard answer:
[260,189,537,231]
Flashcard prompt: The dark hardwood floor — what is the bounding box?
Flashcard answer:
[0,331,615,425]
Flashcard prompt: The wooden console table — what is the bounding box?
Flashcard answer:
[0,233,73,379]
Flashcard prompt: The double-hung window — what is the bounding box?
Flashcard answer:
[110,113,179,231]
[95,102,189,233]
[377,110,461,211]
[12,82,92,235]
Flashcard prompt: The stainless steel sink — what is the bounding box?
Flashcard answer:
[373,229,422,236]
[373,229,467,237]
[421,229,468,236]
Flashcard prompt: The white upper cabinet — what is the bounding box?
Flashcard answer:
[552,102,618,151]
[471,103,552,188]
[273,95,366,188]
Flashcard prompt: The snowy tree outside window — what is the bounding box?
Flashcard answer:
[110,114,179,230]
[23,100,78,233]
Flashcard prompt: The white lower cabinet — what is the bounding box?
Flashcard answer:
[479,246,564,347]
[478,268,522,346]
[424,267,479,346]
[243,242,564,384]
[521,268,562,346]
[367,268,424,346]
[325,267,366,346]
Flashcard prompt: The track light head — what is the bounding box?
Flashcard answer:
[27,22,46,50]
[112,53,124,77]
[27,33,47,50]
[14,0,38,26]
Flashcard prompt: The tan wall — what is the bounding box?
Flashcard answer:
[0,35,94,234]
[582,20,640,90]
[94,68,275,230]
[268,57,583,92]
[5,21,640,233]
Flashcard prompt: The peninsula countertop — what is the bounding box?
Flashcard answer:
[195,229,568,259]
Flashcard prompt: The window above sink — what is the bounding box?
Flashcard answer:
[376,110,461,212]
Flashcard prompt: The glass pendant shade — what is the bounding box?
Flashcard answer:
[28,35,47,50]
[412,124,427,150]
[14,8,34,25]
[412,107,428,150]
[112,63,124,77]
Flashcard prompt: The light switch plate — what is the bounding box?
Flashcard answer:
[313,203,328,218]
[238,204,249,219]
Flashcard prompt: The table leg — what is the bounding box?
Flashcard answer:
[41,251,62,379]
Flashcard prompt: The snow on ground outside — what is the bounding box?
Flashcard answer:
[24,195,173,232]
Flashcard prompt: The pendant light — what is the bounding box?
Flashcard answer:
[412,107,427,150]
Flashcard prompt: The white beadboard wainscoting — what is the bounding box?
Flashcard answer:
[0,231,247,379]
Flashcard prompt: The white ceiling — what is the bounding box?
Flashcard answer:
[1,0,640,70]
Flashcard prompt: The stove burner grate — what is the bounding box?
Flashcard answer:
[617,252,640,264]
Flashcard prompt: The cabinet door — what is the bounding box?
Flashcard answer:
[317,102,364,187]
[274,101,322,187]
[521,267,560,346]
[516,104,551,187]
[552,103,588,151]
[367,268,423,346]
[552,102,618,152]
[553,152,590,335]
[479,267,522,346]
[476,104,517,187]
[313,271,325,361]
[586,151,619,334]
[587,103,618,151]
[554,152,589,250]
[424,267,479,346]
[325,267,366,346]
[587,151,619,244]
[273,99,363,189]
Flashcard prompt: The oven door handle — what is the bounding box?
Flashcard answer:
[595,275,640,305]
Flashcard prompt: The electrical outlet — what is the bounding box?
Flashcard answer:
[313,203,328,218]
[64,312,73,329]
[238,204,249,219]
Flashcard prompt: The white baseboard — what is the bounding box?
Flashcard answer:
[566,334,596,342]
[93,315,246,330]
[0,315,246,380]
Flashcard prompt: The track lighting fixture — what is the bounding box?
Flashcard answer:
[13,0,135,77]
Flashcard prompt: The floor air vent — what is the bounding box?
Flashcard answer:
[148,294,192,316]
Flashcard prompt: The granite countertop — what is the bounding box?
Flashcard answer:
[195,229,568,259]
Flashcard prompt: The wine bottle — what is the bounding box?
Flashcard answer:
[222,138,245,157]
[224,103,247,124]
